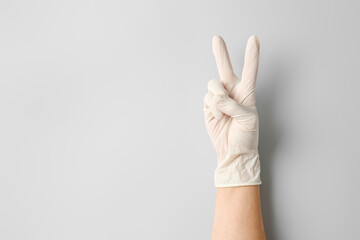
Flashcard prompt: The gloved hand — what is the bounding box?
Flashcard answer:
[204,35,261,187]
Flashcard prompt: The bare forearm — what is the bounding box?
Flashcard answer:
[211,186,266,240]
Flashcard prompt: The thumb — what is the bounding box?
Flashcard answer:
[213,94,248,117]
[214,95,258,130]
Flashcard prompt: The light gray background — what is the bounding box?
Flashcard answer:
[1,0,359,239]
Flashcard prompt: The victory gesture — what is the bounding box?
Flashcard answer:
[204,35,261,187]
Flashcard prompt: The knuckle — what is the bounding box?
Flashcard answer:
[207,79,218,90]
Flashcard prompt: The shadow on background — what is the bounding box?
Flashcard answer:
[257,59,286,240]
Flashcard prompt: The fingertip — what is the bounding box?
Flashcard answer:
[248,35,260,49]
[212,35,223,43]
[212,35,225,53]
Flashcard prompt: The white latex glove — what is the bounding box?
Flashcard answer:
[204,35,261,187]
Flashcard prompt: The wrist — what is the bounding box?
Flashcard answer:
[214,152,261,187]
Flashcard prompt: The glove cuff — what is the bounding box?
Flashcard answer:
[214,152,261,187]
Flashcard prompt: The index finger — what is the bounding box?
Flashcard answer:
[212,35,238,87]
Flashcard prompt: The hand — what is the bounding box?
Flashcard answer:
[204,35,261,187]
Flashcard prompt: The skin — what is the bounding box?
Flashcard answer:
[211,186,266,240]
